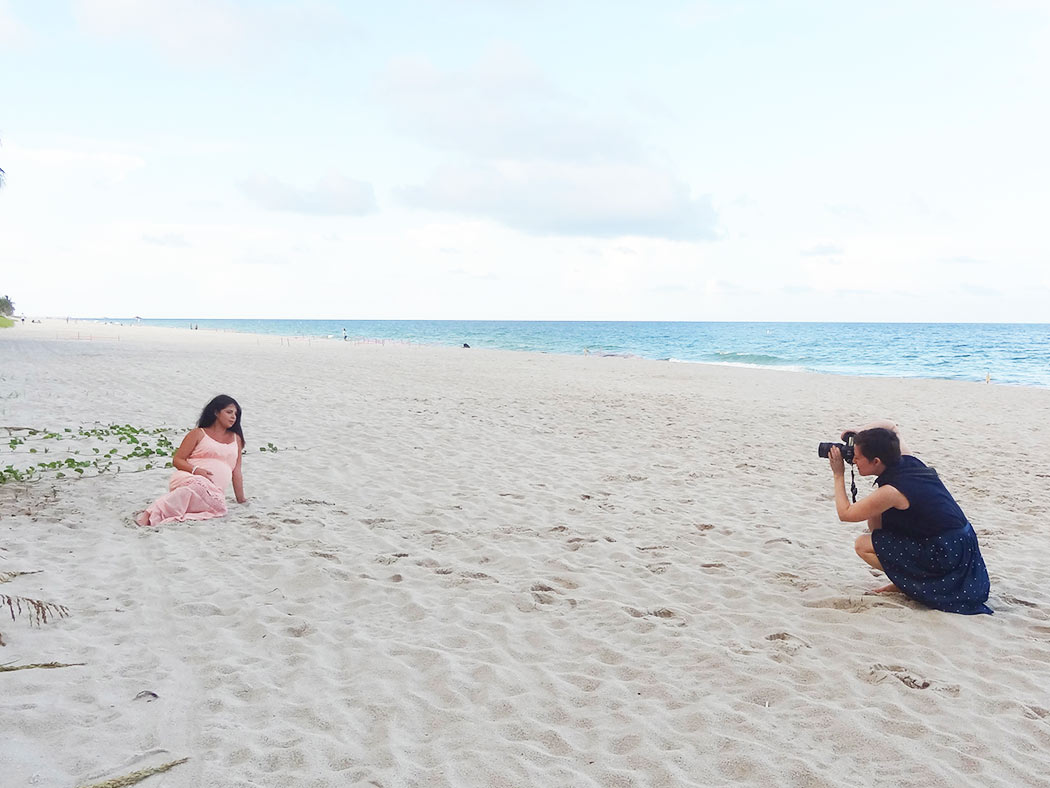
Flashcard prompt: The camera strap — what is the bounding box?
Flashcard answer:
[850,467,858,503]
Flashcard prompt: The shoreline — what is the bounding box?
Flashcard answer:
[6,316,1047,390]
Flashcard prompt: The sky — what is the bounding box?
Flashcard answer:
[1,0,1048,321]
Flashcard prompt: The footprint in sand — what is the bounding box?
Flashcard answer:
[623,606,683,624]
[374,553,409,565]
[461,571,496,582]
[529,583,577,608]
[803,596,902,613]
[1002,594,1038,608]
[764,632,811,658]
[867,663,960,696]
[774,572,818,591]
[360,517,392,526]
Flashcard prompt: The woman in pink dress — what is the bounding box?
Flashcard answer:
[136,395,247,526]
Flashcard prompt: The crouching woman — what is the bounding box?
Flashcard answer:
[828,422,992,615]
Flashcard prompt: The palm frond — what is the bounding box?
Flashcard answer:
[77,757,189,788]
[0,660,85,672]
[1,593,69,625]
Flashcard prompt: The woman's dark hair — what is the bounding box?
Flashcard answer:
[198,394,245,445]
[855,427,901,468]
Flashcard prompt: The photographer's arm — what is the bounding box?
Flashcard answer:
[829,446,906,522]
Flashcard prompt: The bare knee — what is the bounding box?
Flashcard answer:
[854,533,883,571]
[854,533,873,557]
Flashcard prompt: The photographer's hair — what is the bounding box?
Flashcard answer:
[855,427,901,468]
[198,394,245,445]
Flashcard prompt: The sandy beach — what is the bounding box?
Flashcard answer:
[2,319,1050,787]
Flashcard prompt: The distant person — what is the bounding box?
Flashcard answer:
[827,420,991,614]
[343,327,348,341]
[462,343,470,348]
[135,395,247,526]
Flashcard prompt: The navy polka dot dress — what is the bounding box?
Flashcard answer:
[870,455,992,615]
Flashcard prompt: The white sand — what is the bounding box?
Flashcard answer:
[2,319,1049,787]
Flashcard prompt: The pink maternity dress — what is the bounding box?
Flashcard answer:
[136,431,240,526]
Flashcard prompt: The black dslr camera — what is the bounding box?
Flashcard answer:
[818,431,856,463]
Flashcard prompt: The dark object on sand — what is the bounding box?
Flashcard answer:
[462,343,470,348]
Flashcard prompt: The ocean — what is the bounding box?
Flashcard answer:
[114,320,1050,388]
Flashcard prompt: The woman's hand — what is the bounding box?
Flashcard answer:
[828,445,846,476]
[193,467,214,480]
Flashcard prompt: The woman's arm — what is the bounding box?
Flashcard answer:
[829,446,907,522]
[171,429,207,476]
[232,437,246,503]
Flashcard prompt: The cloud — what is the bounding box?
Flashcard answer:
[379,49,640,163]
[72,0,354,63]
[381,48,718,241]
[800,243,844,256]
[399,161,717,240]
[142,232,190,248]
[239,174,378,216]
[6,143,145,186]
[940,255,986,266]
[826,203,867,221]
[958,283,1002,296]
[0,0,28,48]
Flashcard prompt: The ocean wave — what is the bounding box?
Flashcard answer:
[668,357,808,373]
[707,351,796,366]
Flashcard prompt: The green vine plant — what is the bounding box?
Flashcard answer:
[1,424,179,485]
[2,425,280,484]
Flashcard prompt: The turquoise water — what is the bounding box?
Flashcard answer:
[115,319,1050,388]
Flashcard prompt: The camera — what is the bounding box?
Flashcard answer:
[818,431,856,463]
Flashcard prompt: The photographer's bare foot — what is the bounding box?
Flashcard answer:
[872,583,900,593]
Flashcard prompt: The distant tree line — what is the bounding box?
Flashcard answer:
[0,295,13,317]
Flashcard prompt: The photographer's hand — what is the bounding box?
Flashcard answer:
[828,446,846,477]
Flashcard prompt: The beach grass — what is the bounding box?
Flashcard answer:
[0,316,14,328]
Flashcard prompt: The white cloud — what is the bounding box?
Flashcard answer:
[4,142,145,186]
[380,49,640,163]
[0,0,28,48]
[239,174,377,216]
[400,160,717,240]
[72,0,354,63]
[800,243,844,256]
[381,48,717,241]
[143,232,191,248]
